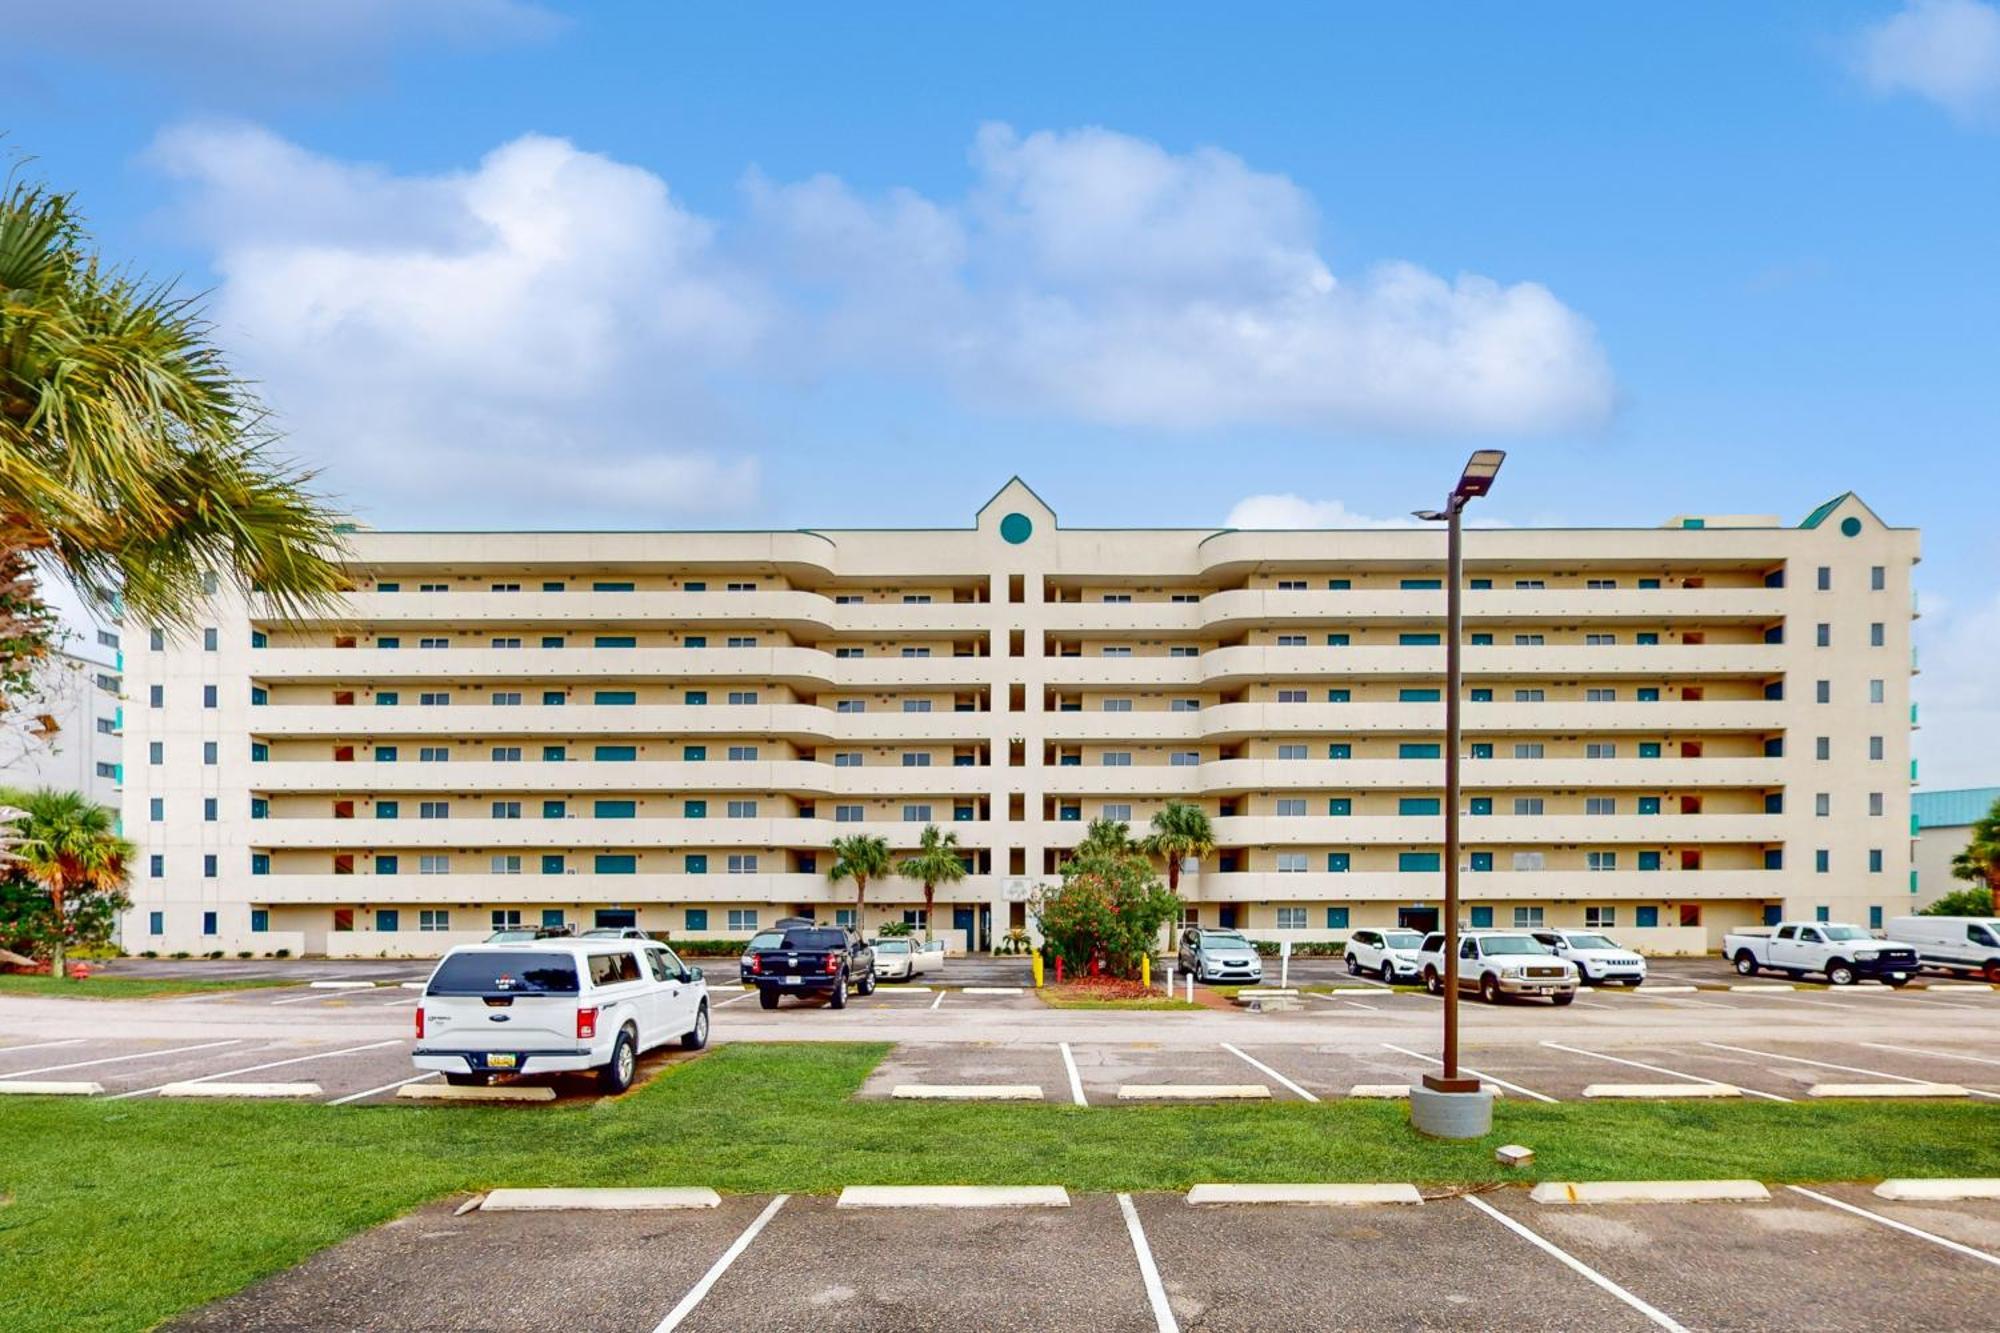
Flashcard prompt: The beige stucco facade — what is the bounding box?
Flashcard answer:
[119,480,1920,956]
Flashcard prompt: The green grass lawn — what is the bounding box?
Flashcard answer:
[0,974,298,999]
[2,1041,1996,1331]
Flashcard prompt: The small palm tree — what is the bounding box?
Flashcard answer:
[1950,796,2000,902]
[898,824,966,941]
[1143,801,1214,951]
[2,787,132,979]
[0,169,348,637]
[1075,815,1137,863]
[828,834,892,934]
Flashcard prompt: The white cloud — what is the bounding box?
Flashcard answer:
[751,124,1615,436]
[1916,587,2000,789]
[1223,495,1423,529]
[1854,0,2000,122]
[151,120,1614,524]
[151,123,766,524]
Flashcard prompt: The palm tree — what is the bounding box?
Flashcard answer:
[1143,801,1214,952]
[2,787,132,979]
[898,824,966,941]
[828,834,892,934]
[1075,815,1137,862]
[1950,796,2000,903]
[0,168,348,641]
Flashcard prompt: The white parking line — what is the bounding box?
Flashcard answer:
[1119,1193,1180,1333]
[1702,1042,2000,1100]
[930,991,945,1011]
[0,1038,88,1057]
[1860,1042,2000,1069]
[1541,1042,1791,1103]
[269,991,345,1006]
[326,1072,438,1105]
[1220,1043,1319,1102]
[1380,1042,1557,1103]
[713,991,758,1008]
[1463,1195,1688,1331]
[108,1040,405,1100]
[651,1194,789,1333]
[1788,1186,2000,1269]
[1059,1042,1088,1107]
[0,1039,245,1079]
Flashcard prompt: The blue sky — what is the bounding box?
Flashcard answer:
[6,1,1997,784]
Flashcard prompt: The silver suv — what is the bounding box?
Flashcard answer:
[1177,928,1263,984]
[1417,930,1578,1005]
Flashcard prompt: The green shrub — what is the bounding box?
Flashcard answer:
[877,920,914,937]
[140,950,158,959]
[1246,938,1347,956]
[273,948,291,958]
[170,951,189,960]
[1033,827,1181,979]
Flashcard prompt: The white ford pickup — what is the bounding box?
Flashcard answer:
[1722,921,1919,987]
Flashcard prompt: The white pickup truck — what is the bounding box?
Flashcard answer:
[1723,922,1920,987]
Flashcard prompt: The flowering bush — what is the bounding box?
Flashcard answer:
[1032,842,1181,980]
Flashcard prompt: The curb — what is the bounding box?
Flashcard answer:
[1807,1083,1969,1098]
[481,1187,720,1212]
[960,987,1024,995]
[0,1081,103,1096]
[1873,1178,2000,1201]
[1186,1183,1422,1207]
[397,1082,557,1102]
[308,981,378,990]
[891,1084,1045,1101]
[1728,984,1796,992]
[837,1185,1069,1209]
[1117,1084,1270,1101]
[159,1081,322,1099]
[1582,1083,1741,1099]
[1531,1180,1770,1204]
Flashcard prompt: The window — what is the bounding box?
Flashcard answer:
[725,799,757,818]
[1585,688,1617,702]
[1399,633,1441,646]
[903,700,933,713]
[595,744,637,762]
[1275,634,1307,648]
[1276,799,1307,816]
[373,800,395,819]
[1276,906,1309,929]
[490,855,523,875]
[1586,742,1617,759]
[1398,797,1441,816]
[1102,698,1132,712]
[1587,851,1617,872]
[1585,634,1616,647]
[1175,697,1207,710]
[1328,743,1352,759]
[1636,687,1659,702]
[1514,579,1546,590]
[1586,579,1618,591]
[835,647,863,658]
[684,853,708,874]
[1868,791,1885,817]
[1399,742,1441,759]
[1469,688,1493,702]
[1513,906,1546,928]
[1514,743,1544,759]
[420,801,450,819]
[727,745,758,761]
[726,854,759,874]
[420,854,450,875]
[727,908,759,932]
[1101,646,1132,657]
[1469,852,1493,872]
[1171,751,1200,766]
[419,636,449,649]
[1170,646,1199,657]
[418,909,450,932]
[1815,849,1830,874]
[1815,736,1831,761]
[1513,851,1545,871]
[1586,797,1617,816]
[1871,565,1885,591]
[1514,798,1545,815]
[1513,688,1545,703]
[835,805,864,822]
[1399,852,1441,872]
[1326,907,1350,929]
[489,636,523,650]
[593,580,635,592]
[1327,688,1351,703]
[1275,852,1308,873]
[1400,688,1441,702]
[1869,849,1884,873]
[595,854,637,875]
[1277,744,1309,760]
[1326,852,1351,872]
[1869,679,1885,704]
[1468,797,1492,816]
[1635,632,1658,645]
[726,636,757,649]
[1325,633,1350,647]
[1102,752,1132,766]
[202,854,217,878]
[903,804,932,822]
[202,626,218,651]
[203,740,218,765]
[1816,565,1831,591]
[491,746,522,763]
[419,746,449,762]
[1104,803,1134,821]
[1815,793,1830,818]
[1513,633,1545,646]
[492,800,523,819]
[148,684,163,709]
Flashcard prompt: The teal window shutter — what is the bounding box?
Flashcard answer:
[1326,852,1350,872]
[1326,906,1350,928]
[1398,632,1441,646]
[594,744,637,761]
[1328,798,1352,816]
[1398,851,1442,872]
[542,854,565,874]
[1398,797,1442,815]
[594,854,637,874]
[1398,742,1441,759]
[685,853,708,874]
[1470,906,1494,928]
[595,799,636,819]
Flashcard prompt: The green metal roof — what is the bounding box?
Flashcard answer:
[1798,493,1853,529]
[1913,787,2000,829]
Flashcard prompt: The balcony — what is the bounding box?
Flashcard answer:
[1041,756,1787,795]
[253,816,1000,851]
[285,589,990,635]
[1183,868,1781,903]
[252,646,998,688]
[251,759,994,797]
[252,703,996,743]
[1203,813,1780,847]
[1038,700,1786,743]
[244,871,1005,907]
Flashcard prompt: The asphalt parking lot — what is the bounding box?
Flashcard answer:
[169,1184,2000,1332]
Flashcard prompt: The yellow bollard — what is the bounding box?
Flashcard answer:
[1141,954,1151,990]
[1032,951,1045,989]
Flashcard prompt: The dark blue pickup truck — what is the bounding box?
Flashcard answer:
[746,926,876,1009]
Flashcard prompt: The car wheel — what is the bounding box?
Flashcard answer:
[1985,961,2000,986]
[1733,951,1759,976]
[1345,954,1360,975]
[444,1072,486,1087]
[597,1028,637,1094]
[1551,992,1576,1007]
[1479,974,1502,1005]
[682,1001,710,1050]
[1885,978,1910,990]
[1424,968,1442,996]
[1826,960,1855,987]
[830,974,848,1009]
[758,988,780,1010]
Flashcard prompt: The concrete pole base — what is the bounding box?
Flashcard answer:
[1408,1084,1495,1139]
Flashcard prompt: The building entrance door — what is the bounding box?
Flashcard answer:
[1398,906,1440,933]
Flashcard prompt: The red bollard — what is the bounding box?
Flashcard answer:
[1054,957,1064,984]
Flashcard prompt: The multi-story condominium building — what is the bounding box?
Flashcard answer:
[120,480,1918,957]
[2,628,125,812]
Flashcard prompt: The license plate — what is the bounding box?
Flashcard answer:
[486,1053,518,1070]
[1890,973,1907,981]
[1533,987,1552,995]
[783,976,801,985]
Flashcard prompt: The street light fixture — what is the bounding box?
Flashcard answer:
[1408,449,1505,1139]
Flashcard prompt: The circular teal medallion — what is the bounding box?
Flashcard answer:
[1839,516,1862,537]
[1000,512,1033,544]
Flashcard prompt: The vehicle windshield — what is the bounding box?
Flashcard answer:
[1201,931,1250,947]
[486,930,537,942]
[779,928,849,950]
[744,932,783,952]
[428,951,580,996]
[1383,931,1424,950]
[1821,925,1873,941]
[876,940,911,953]
[1481,937,1552,956]
[1564,934,1618,950]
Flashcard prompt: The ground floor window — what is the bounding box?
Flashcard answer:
[1636,906,1659,928]
[685,908,709,932]
[727,908,759,932]
[1469,906,1493,928]
[1512,906,1545,928]
[492,909,522,930]
[541,909,565,930]
[419,910,450,931]
[250,909,268,933]
[835,908,856,927]
[595,909,637,929]
[376,909,399,932]
[1325,906,1349,929]
[1275,906,1308,930]
[1584,906,1616,929]
[902,910,928,928]
[202,911,217,935]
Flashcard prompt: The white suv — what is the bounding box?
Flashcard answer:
[1344,928,1425,981]
[1416,930,1579,1005]
[1530,929,1647,986]
[415,939,709,1093]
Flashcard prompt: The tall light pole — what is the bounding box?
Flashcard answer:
[1409,449,1504,1138]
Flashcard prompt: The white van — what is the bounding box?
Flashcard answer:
[1887,916,2000,983]
[414,939,709,1093]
